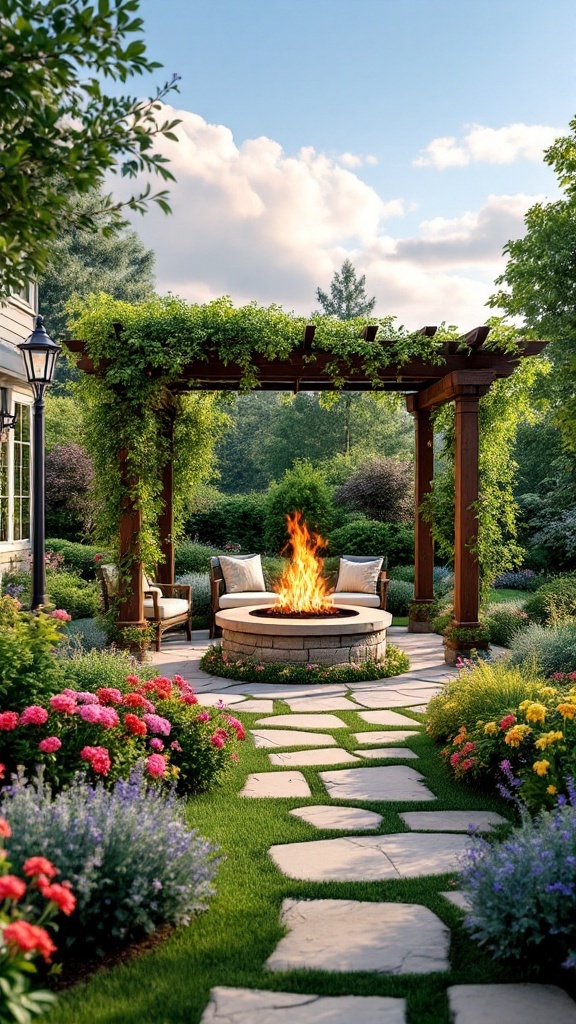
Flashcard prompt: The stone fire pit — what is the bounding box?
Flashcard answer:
[215,605,393,666]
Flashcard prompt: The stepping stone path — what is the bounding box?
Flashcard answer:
[266,899,450,974]
[151,629,576,1022]
[289,805,383,831]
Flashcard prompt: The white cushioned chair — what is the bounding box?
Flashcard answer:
[332,556,389,610]
[209,554,276,638]
[98,565,192,651]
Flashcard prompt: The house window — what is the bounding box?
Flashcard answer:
[0,439,7,543]
[13,403,31,541]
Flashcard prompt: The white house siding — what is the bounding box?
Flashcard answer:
[0,293,35,574]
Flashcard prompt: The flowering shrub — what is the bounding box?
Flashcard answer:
[2,770,220,951]
[492,569,538,590]
[483,601,530,647]
[0,673,244,794]
[460,785,576,969]
[524,572,576,625]
[200,642,410,686]
[0,597,64,711]
[0,803,77,1023]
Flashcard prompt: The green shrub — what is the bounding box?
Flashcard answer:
[386,579,413,616]
[261,556,287,589]
[62,618,108,652]
[264,460,335,553]
[185,492,266,551]
[0,597,65,710]
[508,623,576,675]
[426,658,547,742]
[175,572,211,622]
[432,611,452,634]
[57,647,151,692]
[484,601,530,647]
[45,539,112,580]
[45,572,100,620]
[175,540,221,575]
[328,520,414,565]
[388,565,415,583]
[524,572,576,625]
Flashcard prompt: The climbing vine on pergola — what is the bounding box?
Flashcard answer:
[66,292,546,635]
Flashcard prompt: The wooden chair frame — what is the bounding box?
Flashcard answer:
[97,567,192,651]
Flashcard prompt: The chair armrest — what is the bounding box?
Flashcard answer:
[144,588,161,619]
[378,572,390,611]
[156,583,192,603]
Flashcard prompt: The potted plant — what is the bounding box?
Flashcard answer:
[408,600,438,634]
[442,622,490,664]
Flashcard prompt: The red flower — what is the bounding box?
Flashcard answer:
[4,921,57,962]
[0,875,26,900]
[38,736,62,753]
[499,714,516,731]
[38,880,76,916]
[125,674,141,686]
[19,705,49,726]
[124,713,147,737]
[450,751,463,767]
[181,693,199,705]
[146,753,166,778]
[51,608,71,622]
[0,711,19,730]
[0,816,11,838]
[96,687,123,705]
[0,763,5,779]
[23,857,58,879]
[123,693,147,709]
[210,732,225,749]
[80,745,111,775]
[49,694,77,715]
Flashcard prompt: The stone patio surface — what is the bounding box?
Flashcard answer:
[251,729,337,748]
[357,710,424,727]
[353,730,421,744]
[200,988,407,1024]
[319,765,435,801]
[447,985,576,1023]
[240,771,311,798]
[289,805,383,831]
[400,810,507,832]
[357,747,419,759]
[269,748,360,767]
[255,714,347,729]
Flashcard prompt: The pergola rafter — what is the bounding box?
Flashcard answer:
[65,323,547,636]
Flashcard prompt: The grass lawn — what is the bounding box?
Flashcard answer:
[46,705,529,1024]
[486,587,526,605]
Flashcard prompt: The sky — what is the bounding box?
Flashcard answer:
[115,0,576,329]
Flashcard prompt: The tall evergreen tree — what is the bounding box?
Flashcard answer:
[316,258,376,320]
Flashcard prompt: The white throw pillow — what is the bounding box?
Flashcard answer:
[335,557,383,595]
[219,555,266,594]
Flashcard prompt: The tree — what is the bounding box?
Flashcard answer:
[335,456,413,524]
[490,117,576,462]
[39,189,156,342]
[316,258,376,320]
[264,461,335,553]
[45,443,94,540]
[0,0,179,297]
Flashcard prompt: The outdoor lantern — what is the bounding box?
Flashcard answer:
[0,387,17,435]
[18,315,61,396]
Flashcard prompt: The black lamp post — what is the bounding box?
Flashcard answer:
[18,316,60,610]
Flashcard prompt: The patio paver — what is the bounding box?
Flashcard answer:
[319,765,435,802]
[289,805,383,831]
[200,987,407,1023]
[447,985,576,1024]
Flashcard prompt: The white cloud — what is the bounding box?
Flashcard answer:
[338,151,363,168]
[115,105,539,328]
[414,122,562,168]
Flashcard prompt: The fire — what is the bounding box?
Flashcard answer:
[273,511,335,614]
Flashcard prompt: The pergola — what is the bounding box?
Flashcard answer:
[66,324,546,634]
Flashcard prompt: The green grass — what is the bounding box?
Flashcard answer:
[45,700,541,1024]
[486,587,526,605]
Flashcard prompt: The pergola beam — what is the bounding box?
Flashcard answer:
[405,370,496,412]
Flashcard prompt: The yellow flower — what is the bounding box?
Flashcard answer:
[538,687,558,699]
[557,703,576,719]
[533,760,550,776]
[504,725,532,747]
[525,702,547,723]
[518,699,533,712]
[535,730,564,750]
[547,785,558,795]
[483,722,498,736]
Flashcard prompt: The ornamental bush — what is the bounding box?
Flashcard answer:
[175,540,222,575]
[45,540,113,580]
[45,443,94,541]
[264,460,335,554]
[45,572,100,620]
[335,456,413,524]
[483,601,530,647]
[328,520,414,565]
[508,623,576,675]
[460,793,576,968]
[201,642,410,685]
[524,572,576,625]
[0,598,64,711]
[185,493,267,551]
[492,568,539,590]
[175,572,211,623]
[2,770,220,952]
[386,579,414,616]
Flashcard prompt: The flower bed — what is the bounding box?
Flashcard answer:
[200,642,409,684]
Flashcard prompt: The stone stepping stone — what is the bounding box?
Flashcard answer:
[234,700,275,714]
[448,985,576,1024]
[401,810,507,832]
[269,832,468,881]
[358,710,423,727]
[256,714,347,729]
[320,765,435,802]
[353,730,420,745]
[356,747,419,760]
[351,690,430,709]
[269,748,361,767]
[221,684,348,698]
[240,771,311,798]
[284,697,359,712]
[442,891,472,912]
[289,805,383,831]
[266,898,450,974]
[251,729,336,748]
[195,692,247,707]
[200,987,406,1023]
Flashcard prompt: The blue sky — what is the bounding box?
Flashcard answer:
[121,0,576,326]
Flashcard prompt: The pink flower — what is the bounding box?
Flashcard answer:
[146,753,166,778]
[50,694,77,714]
[78,704,102,724]
[38,880,76,916]
[255,666,264,671]
[450,751,463,767]
[149,737,164,751]
[181,693,199,705]
[19,705,49,726]
[211,732,225,749]
[170,740,182,752]
[460,758,477,771]
[230,752,239,762]
[216,699,226,709]
[499,714,516,731]
[80,745,111,775]
[64,689,98,704]
[93,553,103,563]
[195,711,211,723]
[143,713,171,736]
[38,736,62,753]
[51,609,71,622]
[0,711,19,730]
[98,707,120,728]
[173,674,187,687]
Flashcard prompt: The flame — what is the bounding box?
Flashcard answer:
[273,511,334,613]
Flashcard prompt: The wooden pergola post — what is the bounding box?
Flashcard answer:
[116,448,145,632]
[453,393,481,627]
[156,405,176,585]
[410,407,435,620]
